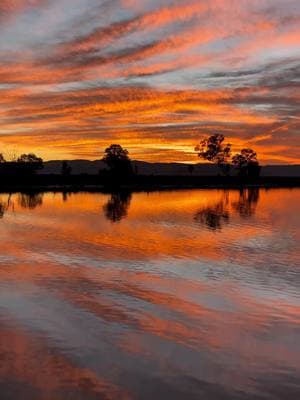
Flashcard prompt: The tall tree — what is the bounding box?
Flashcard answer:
[195,134,232,175]
[102,144,132,177]
[232,148,260,177]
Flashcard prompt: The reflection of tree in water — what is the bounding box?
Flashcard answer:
[0,194,13,219]
[62,192,72,202]
[194,189,260,230]
[18,193,44,210]
[103,192,132,222]
[0,202,6,218]
[232,188,260,218]
[194,195,230,230]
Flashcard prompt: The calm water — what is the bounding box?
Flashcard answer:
[0,189,299,400]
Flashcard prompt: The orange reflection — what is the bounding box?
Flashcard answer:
[0,189,299,398]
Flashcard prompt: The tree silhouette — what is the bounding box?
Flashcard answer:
[17,153,43,164]
[0,154,5,163]
[102,144,132,177]
[195,134,232,175]
[17,153,44,174]
[232,148,260,177]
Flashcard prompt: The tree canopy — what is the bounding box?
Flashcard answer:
[196,134,260,178]
[16,153,44,174]
[17,153,43,164]
[102,144,132,176]
[232,148,258,168]
[232,148,260,177]
[195,134,232,175]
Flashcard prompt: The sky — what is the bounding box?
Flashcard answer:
[0,0,299,164]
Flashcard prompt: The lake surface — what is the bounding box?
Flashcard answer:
[0,188,299,400]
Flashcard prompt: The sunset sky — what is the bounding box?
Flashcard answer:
[0,0,299,163]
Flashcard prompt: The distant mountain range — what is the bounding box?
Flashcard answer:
[38,160,300,177]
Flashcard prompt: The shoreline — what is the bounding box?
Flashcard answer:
[0,176,299,193]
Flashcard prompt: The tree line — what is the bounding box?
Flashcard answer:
[0,135,260,178]
[0,153,44,175]
[100,136,260,178]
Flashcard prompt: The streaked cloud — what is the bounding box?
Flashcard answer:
[0,0,299,163]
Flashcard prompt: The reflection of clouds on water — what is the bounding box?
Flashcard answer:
[0,189,299,399]
[238,232,295,252]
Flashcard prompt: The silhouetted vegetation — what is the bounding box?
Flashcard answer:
[102,144,133,178]
[195,134,232,175]
[17,153,43,164]
[196,134,261,179]
[0,142,298,190]
[103,191,132,222]
[0,153,44,176]
[232,148,261,178]
[17,153,44,175]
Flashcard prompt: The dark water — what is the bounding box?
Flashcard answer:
[0,189,299,400]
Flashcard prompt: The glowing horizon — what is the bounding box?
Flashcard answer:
[0,0,299,164]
